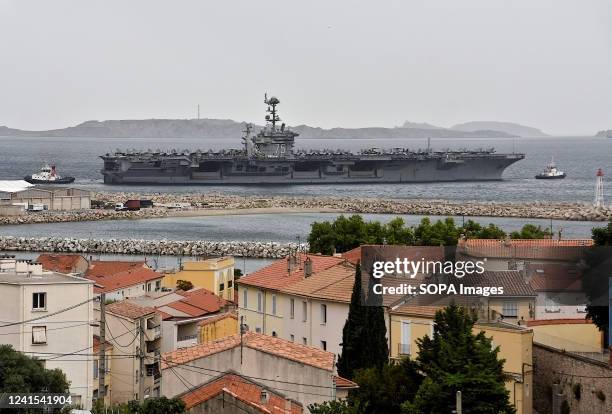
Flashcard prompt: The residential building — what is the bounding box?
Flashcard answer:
[37,254,89,275]
[162,257,235,301]
[161,332,357,409]
[525,263,588,320]
[237,253,344,337]
[92,335,113,406]
[178,371,303,414]
[198,312,238,344]
[86,260,164,300]
[127,288,234,352]
[389,305,534,414]
[457,238,593,271]
[97,300,162,404]
[0,257,95,409]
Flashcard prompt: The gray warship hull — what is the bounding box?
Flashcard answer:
[101,153,524,185]
[100,94,525,185]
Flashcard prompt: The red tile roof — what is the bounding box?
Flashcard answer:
[163,331,334,372]
[36,254,86,274]
[237,254,345,291]
[458,271,537,297]
[158,288,229,320]
[180,372,303,413]
[279,262,355,303]
[93,335,113,353]
[86,262,163,294]
[333,375,359,389]
[342,247,362,265]
[106,300,156,320]
[458,238,593,261]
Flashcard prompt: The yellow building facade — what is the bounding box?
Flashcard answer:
[198,312,239,343]
[163,257,235,301]
[389,307,534,414]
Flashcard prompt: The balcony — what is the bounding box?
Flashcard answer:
[398,343,410,356]
[176,334,198,349]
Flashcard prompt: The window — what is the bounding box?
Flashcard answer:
[242,288,248,308]
[290,298,295,319]
[302,337,307,345]
[302,301,307,322]
[272,331,277,337]
[290,334,295,342]
[228,280,233,288]
[32,326,47,344]
[502,302,518,317]
[545,296,560,313]
[577,304,587,313]
[256,327,262,333]
[93,360,99,379]
[147,283,152,292]
[219,283,225,292]
[272,295,277,315]
[155,280,161,291]
[32,292,46,310]
[400,320,411,355]
[257,292,263,312]
[320,304,327,324]
[321,340,327,351]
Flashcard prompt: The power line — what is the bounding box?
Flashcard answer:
[0,297,95,328]
[0,321,91,336]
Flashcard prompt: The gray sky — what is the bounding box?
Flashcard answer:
[1,0,611,135]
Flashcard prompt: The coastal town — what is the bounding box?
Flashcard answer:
[1,178,612,413]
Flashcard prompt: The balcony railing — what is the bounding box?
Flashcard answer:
[177,334,198,349]
[398,343,410,356]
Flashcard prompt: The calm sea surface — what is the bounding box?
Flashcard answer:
[0,135,610,202]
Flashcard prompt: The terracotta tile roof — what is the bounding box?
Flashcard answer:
[180,372,303,413]
[390,304,442,317]
[87,260,150,277]
[36,254,86,274]
[197,311,238,327]
[342,247,362,265]
[527,318,592,327]
[458,271,537,297]
[93,335,113,353]
[162,332,334,372]
[333,375,359,389]
[458,238,593,261]
[106,300,156,320]
[279,262,355,303]
[237,254,345,291]
[86,262,163,294]
[526,263,583,292]
[179,288,228,313]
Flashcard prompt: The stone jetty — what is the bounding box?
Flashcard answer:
[0,236,306,259]
[1,192,611,226]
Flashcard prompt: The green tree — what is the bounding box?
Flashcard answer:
[402,305,515,414]
[125,397,186,413]
[584,220,612,338]
[233,268,243,280]
[0,344,69,393]
[309,400,354,414]
[350,359,423,414]
[337,263,388,379]
[176,280,194,291]
[592,219,612,246]
[309,220,337,255]
[413,217,462,246]
[383,218,415,245]
[510,224,551,239]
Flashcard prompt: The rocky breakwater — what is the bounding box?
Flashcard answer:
[94,192,612,222]
[0,208,170,226]
[0,236,306,259]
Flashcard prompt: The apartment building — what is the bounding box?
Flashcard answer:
[97,300,162,404]
[162,256,235,301]
[0,256,95,409]
[86,260,164,300]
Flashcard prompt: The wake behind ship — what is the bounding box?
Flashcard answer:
[100,95,525,185]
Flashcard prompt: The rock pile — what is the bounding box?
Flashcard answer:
[0,236,306,259]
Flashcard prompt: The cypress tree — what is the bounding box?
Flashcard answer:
[337,262,389,379]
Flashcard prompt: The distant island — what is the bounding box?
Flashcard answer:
[0,118,549,139]
[595,129,612,138]
[450,121,548,138]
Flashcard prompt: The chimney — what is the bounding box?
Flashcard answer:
[304,257,313,278]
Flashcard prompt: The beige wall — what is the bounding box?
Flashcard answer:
[530,322,602,353]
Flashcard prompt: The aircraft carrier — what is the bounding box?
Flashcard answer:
[100,95,525,185]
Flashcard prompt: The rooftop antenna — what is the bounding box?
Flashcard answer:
[594,168,605,208]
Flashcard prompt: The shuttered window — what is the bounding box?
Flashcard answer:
[32,326,47,344]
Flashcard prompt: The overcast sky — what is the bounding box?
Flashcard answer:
[1,0,610,135]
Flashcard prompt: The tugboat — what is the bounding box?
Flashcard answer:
[24,164,76,184]
[535,158,566,179]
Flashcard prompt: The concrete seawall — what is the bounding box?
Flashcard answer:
[0,236,307,259]
[1,193,611,226]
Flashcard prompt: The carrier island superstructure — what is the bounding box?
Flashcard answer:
[100,95,524,185]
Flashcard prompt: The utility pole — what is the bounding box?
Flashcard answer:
[138,318,146,402]
[455,390,462,414]
[98,293,106,403]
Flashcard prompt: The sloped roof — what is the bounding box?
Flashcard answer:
[155,288,229,320]
[197,312,238,327]
[93,335,113,353]
[179,372,303,413]
[106,300,156,320]
[163,331,334,372]
[0,180,34,193]
[279,262,355,303]
[86,260,149,277]
[458,271,537,297]
[36,254,85,274]
[458,238,593,260]
[342,246,362,265]
[333,375,359,389]
[237,254,345,291]
[86,262,163,294]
